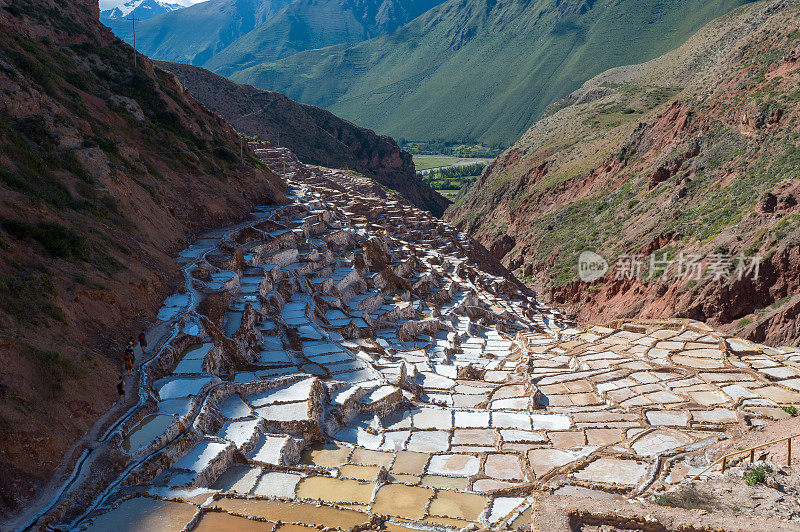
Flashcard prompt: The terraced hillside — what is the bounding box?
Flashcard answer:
[225,0,755,146]
[0,0,285,519]
[25,147,800,532]
[446,0,800,345]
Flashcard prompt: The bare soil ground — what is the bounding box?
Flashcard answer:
[534,491,800,531]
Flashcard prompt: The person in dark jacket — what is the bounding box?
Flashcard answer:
[117,375,125,405]
[138,329,147,354]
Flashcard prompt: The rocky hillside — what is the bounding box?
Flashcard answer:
[447,0,800,345]
[0,0,285,519]
[160,61,450,216]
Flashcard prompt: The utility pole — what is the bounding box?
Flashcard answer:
[126,15,140,68]
[275,133,285,176]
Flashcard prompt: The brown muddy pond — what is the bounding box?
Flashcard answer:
[193,511,273,531]
[295,476,375,504]
[372,484,433,519]
[390,451,429,475]
[428,490,487,521]
[298,442,351,467]
[213,498,368,529]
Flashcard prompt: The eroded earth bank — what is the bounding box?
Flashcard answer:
[446,0,800,347]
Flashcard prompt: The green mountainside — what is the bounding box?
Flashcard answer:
[227,0,755,146]
[104,0,444,69]
[205,0,445,74]
[103,0,293,66]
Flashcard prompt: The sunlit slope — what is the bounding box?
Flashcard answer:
[205,0,445,73]
[228,0,754,146]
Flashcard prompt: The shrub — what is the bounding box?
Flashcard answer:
[0,413,11,435]
[650,486,721,511]
[653,495,671,506]
[62,150,92,182]
[0,271,64,326]
[114,71,164,114]
[782,405,798,417]
[4,4,22,16]
[22,344,84,394]
[743,466,766,486]
[95,137,120,157]
[213,146,237,163]
[2,219,87,260]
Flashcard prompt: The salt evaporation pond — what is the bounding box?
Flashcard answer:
[72,151,800,532]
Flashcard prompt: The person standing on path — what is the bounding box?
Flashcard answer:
[138,329,147,354]
[123,339,135,376]
[117,375,125,405]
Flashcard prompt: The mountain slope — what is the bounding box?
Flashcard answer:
[103,0,293,66]
[104,0,444,70]
[100,0,184,21]
[227,0,755,146]
[161,61,450,216]
[446,0,800,345]
[0,0,285,518]
[204,0,445,74]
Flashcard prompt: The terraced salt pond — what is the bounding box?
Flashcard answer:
[122,414,175,453]
[72,148,800,531]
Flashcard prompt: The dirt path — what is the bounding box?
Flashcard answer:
[699,414,800,467]
[533,492,800,531]
[6,204,291,531]
[4,323,173,531]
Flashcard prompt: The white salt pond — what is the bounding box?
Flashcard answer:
[122,415,174,453]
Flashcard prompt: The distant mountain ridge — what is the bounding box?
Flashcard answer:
[204,0,445,72]
[100,0,184,20]
[103,0,444,67]
[103,0,294,66]
[102,0,755,146]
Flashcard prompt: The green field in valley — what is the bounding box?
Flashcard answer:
[414,155,491,172]
[415,155,492,192]
[414,155,461,172]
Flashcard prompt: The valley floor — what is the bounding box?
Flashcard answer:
[414,156,493,174]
